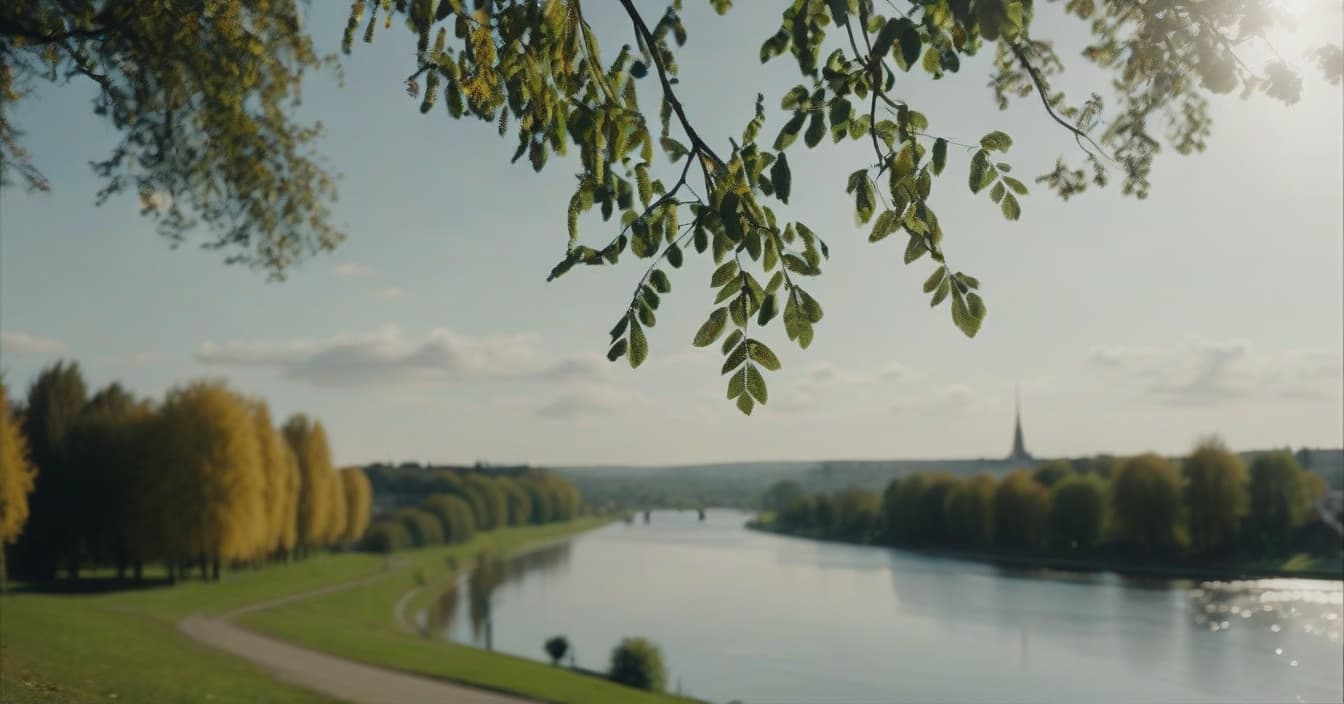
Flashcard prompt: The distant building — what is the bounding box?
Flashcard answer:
[1008,385,1033,464]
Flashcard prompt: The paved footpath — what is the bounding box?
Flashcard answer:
[177,564,535,704]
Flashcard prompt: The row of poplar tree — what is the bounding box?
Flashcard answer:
[361,464,584,552]
[763,440,1333,559]
[0,361,372,581]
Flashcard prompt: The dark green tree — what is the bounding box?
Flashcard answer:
[1032,460,1073,488]
[544,635,570,667]
[1248,451,1313,551]
[762,480,805,512]
[608,637,667,693]
[14,361,87,580]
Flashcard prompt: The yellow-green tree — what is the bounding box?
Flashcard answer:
[993,471,1050,549]
[250,400,300,561]
[283,414,333,554]
[0,382,37,581]
[339,467,372,546]
[945,475,996,547]
[278,443,301,557]
[1183,437,1248,556]
[1109,453,1183,553]
[325,469,348,547]
[155,381,266,579]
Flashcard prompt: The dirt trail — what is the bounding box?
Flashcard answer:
[177,560,535,704]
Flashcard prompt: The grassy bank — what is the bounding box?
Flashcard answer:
[1,518,677,704]
[1,552,388,703]
[240,518,698,704]
[749,520,1344,581]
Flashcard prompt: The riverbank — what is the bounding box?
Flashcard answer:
[240,518,700,704]
[0,518,687,704]
[748,519,1344,582]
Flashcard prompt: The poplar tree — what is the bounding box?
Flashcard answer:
[0,382,36,581]
[340,467,373,546]
[283,414,334,555]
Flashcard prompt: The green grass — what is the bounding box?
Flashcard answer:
[241,519,698,704]
[0,592,343,704]
[1,517,688,704]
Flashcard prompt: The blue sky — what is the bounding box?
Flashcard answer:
[2,2,1341,466]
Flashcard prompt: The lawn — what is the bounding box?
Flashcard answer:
[241,518,698,704]
[1,517,687,704]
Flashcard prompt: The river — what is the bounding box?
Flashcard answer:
[425,509,1344,704]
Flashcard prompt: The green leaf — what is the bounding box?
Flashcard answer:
[774,112,806,151]
[721,329,744,356]
[898,21,922,70]
[722,339,748,374]
[609,315,629,341]
[757,292,778,326]
[969,150,991,193]
[990,181,1005,204]
[904,235,927,264]
[797,289,824,323]
[980,130,1013,152]
[922,267,946,293]
[606,338,628,362]
[854,178,875,224]
[804,112,826,148]
[748,341,782,370]
[736,391,755,415]
[650,269,671,293]
[955,272,981,290]
[745,364,768,403]
[693,308,729,347]
[629,320,649,368]
[727,366,746,399]
[766,271,784,293]
[797,324,814,349]
[667,243,684,268]
[872,18,902,61]
[638,305,656,327]
[729,293,749,327]
[1001,192,1021,221]
[967,292,987,320]
[660,137,688,160]
[930,277,952,306]
[771,152,792,203]
[1002,175,1028,194]
[711,260,739,288]
[869,209,897,243]
[828,99,852,142]
[932,138,948,175]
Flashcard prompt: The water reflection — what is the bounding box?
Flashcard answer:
[423,542,574,646]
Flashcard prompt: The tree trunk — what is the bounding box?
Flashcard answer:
[211,555,221,581]
[199,555,208,580]
[133,561,143,582]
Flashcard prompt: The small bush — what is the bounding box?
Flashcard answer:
[608,637,666,692]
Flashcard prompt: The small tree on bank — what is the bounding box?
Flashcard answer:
[544,635,570,667]
[609,637,667,693]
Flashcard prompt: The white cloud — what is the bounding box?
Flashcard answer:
[332,262,376,278]
[0,330,67,355]
[196,326,567,387]
[893,384,998,414]
[537,384,644,419]
[1089,338,1342,403]
[376,287,405,301]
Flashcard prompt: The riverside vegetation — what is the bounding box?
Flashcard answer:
[757,438,1342,576]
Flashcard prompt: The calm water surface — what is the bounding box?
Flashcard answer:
[427,510,1344,704]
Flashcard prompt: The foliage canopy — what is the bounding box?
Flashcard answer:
[4,0,1338,412]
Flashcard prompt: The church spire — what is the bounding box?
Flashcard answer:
[1009,383,1032,463]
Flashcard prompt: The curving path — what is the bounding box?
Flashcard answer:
[177,563,535,704]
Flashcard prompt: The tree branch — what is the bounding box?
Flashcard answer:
[1008,41,1112,160]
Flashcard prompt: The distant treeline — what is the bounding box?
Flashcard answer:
[360,464,584,552]
[0,362,371,582]
[761,439,1341,562]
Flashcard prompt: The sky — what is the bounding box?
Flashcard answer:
[1,1,1341,467]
